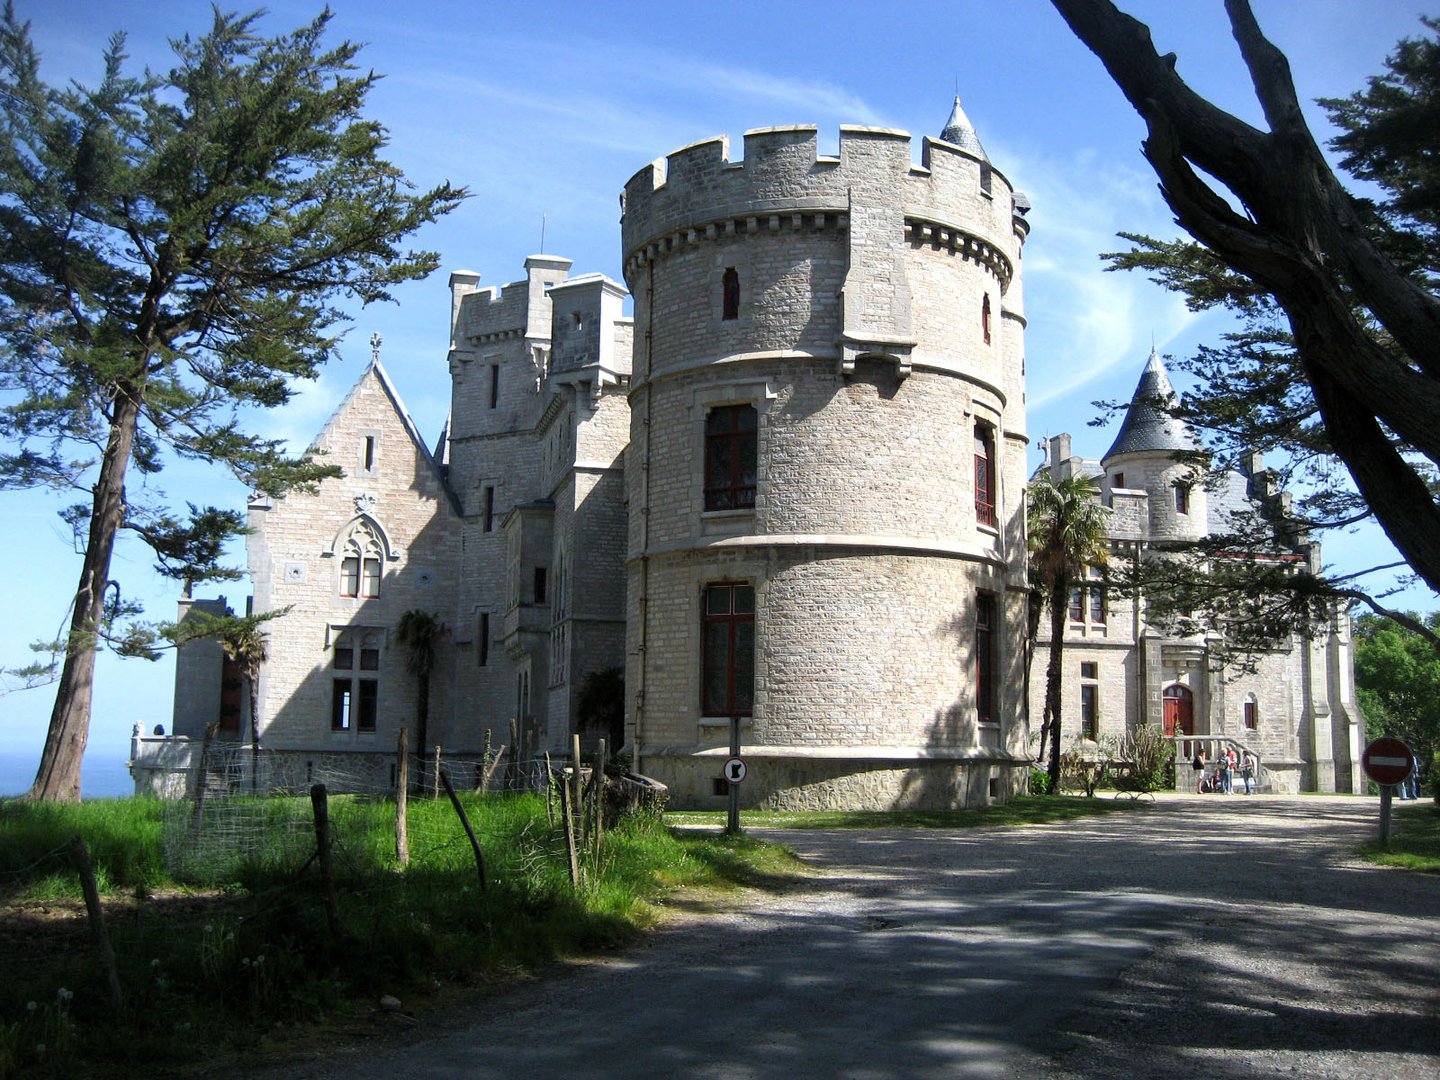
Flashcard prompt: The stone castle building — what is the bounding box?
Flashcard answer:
[1030,351,1362,794]
[141,101,1357,804]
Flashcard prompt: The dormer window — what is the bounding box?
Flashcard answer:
[722,268,740,321]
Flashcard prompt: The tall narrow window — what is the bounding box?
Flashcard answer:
[702,583,755,716]
[361,557,381,598]
[483,485,495,532]
[489,364,500,409]
[1174,482,1190,515]
[357,678,378,732]
[705,404,758,511]
[333,631,381,734]
[1080,684,1098,740]
[477,612,490,667]
[363,435,376,472]
[534,567,547,605]
[975,593,996,725]
[1244,698,1258,730]
[340,556,360,598]
[982,293,992,345]
[1087,567,1106,625]
[1068,586,1084,623]
[974,423,996,527]
[722,268,740,321]
[331,681,352,731]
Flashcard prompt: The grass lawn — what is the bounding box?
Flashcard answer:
[1361,799,1440,872]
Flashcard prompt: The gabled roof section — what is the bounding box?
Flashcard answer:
[1103,348,1206,461]
[311,358,463,516]
[939,96,988,161]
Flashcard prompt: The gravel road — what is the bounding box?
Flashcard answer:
[247,795,1439,1079]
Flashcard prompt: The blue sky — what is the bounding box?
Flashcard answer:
[4,0,1435,795]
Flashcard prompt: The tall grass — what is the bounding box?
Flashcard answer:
[0,792,800,1079]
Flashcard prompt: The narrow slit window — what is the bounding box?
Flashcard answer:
[1174,482,1190,515]
[363,435,375,472]
[975,593,996,725]
[489,364,500,409]
[722,268,740,321]
[483,486,495,532]
[534,567,547,605]
[982,293,992,345]
[478,612,490,667]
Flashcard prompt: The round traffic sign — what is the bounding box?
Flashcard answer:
[1362,737,1414,787]
[722,757,747,784]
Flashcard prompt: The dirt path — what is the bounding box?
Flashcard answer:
[244,795,1439,1079]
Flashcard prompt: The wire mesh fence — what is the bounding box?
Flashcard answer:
[159,744,557,883]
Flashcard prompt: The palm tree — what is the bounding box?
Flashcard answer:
[219,621,268,794]
[1027,470,1111,792]
[396,610,443,761]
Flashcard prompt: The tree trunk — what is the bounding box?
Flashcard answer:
[27,390,141,802]
[415,672,430,761]
[1045,570,1070,792]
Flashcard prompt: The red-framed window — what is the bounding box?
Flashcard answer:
[974,424,996,527]
[975,592,996,725]
[702,583,755,716]
[722,268,740,321]
[1174,482,1190,515]
[340,556,381,598]
[705,405,758,511]
[1244,700,1258,730]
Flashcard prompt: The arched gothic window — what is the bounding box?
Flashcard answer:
[340,520,384,598]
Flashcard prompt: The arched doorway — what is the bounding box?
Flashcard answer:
[1163,684,1194,737]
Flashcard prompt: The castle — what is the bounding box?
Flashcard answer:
[140,100,1358,805]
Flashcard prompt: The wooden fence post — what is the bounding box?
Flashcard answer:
[559,777,580,888]
[439,771,488,892]
[592,738,608,857]
[432,745,442,798]
[70,837,123,1009]
[571,734,584,848]
[544,752,555,827]
[396,728,410,867]
[309,784,342,937]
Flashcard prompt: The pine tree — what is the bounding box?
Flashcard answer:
[0,5,465,800]
[1051,0,1440,608]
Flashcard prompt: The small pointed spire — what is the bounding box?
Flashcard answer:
[1103,348,1205,461]
[939,96,988,161]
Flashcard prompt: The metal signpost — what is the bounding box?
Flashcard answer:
[1361,736,1414,846]
[724,715,746,835]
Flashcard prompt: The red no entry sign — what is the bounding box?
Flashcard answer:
[1362,737,1414,787]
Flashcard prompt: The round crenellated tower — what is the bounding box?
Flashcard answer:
[622,107,1033,810]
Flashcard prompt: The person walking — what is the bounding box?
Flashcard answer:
[1193,748,1208,793]
[1242,750,1257,795]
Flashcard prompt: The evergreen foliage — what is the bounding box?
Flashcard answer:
[1026,470,1111,792]
[0,4,465,800]
[1052,1,1440,622]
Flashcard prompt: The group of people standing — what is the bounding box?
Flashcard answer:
[1191,746,1258,795]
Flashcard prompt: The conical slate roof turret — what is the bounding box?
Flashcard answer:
[939,97,988,161]
[1103,348,1205,461]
